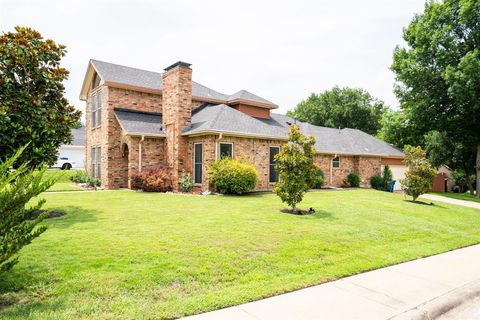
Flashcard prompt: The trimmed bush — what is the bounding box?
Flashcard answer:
[179,171,193,193]
[310,168,325,189]
[70,171,89,183]
[208,158,258,194]
[130,168,173,192]
[371,175,384,190]
[347,172,360,188]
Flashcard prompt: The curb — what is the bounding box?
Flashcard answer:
[388,279,480,320]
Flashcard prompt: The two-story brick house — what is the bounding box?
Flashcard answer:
[80,60,405,191]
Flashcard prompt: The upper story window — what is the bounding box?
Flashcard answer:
[219,143,233,159]
[332,156,340,168]
[269,146,280,183]
[91,92,102,128]
[92,72,101,89]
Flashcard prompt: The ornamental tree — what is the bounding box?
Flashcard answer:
[274,124,316,213]
[1,146,56,272]
[0,26,81,168]
[400,145,437,202]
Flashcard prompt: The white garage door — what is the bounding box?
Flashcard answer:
[382,165,407,191]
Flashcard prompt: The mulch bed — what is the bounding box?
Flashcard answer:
[281,208,316,215]
[30,210,66,220]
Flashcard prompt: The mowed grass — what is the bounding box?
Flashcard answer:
[1,189,479,319]
[432,192,480,203]
[43,169,85,192]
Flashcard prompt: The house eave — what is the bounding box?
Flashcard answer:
[125,132,166,138]
[182,130,287,140]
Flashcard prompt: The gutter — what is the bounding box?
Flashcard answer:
[139,135,145,172]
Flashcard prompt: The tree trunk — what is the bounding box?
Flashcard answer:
[465,167,475,196]
[292,203,297,213]
[477,144,480,198]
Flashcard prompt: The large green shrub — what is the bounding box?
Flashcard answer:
[310,168,325,189]
[1,146,57,272]
[347,172,360,188]
[371,176,384,190]
[209,158,258,194]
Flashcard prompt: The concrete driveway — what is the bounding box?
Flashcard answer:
[420,194,480,210]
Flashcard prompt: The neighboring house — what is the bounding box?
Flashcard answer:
[56,126,86,169]
[79,60,404,191]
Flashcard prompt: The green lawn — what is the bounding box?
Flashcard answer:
[1,190,479,319]
[432,192,480,203]
[43,169,85,192]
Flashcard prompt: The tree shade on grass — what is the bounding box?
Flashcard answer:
[0,189,479,319]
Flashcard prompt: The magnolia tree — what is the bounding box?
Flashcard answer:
[274,124,316,213]
[400,146,437,202]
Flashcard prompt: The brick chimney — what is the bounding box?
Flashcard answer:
[162,61,193,191]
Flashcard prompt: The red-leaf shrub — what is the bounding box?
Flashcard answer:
[130,168,173,192]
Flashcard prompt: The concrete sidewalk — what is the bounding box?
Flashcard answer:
[183,245,480,320]
[420,194,480,210]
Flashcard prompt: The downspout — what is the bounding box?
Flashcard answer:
[139,135,145,172]
[215,132,223,160]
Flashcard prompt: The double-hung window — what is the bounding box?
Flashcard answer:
[91,146,102,179]
[332,156,340,168]
[91,94,97,127]
[96,93,102,127]
[194,143,202,184]
[97,146,102,179]
[91,147,96,176]
[269,146,280,183]
[219,143,233,159]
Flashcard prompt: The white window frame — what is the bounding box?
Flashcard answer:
[193,143,203,185]
[269,146,281,183]
[332,156,340,169]
[218,142,234,159]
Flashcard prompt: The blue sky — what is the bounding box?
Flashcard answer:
[1,0,425,119]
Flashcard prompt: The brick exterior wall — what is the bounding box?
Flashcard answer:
[185,135,286,191]
[314,154,382,187]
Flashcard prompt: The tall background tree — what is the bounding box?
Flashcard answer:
[0,26,81,168]
[391,0,480,197]
[288,86,388,135]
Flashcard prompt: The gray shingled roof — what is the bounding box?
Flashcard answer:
[114,108,165,137]
[70,127,85,146]
[90,60,273,104]
[183,105,404,157]
[227,90,275,105]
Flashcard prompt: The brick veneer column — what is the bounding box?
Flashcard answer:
[162,62,193,191]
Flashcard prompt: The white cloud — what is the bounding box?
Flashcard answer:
[0,0,424,119]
